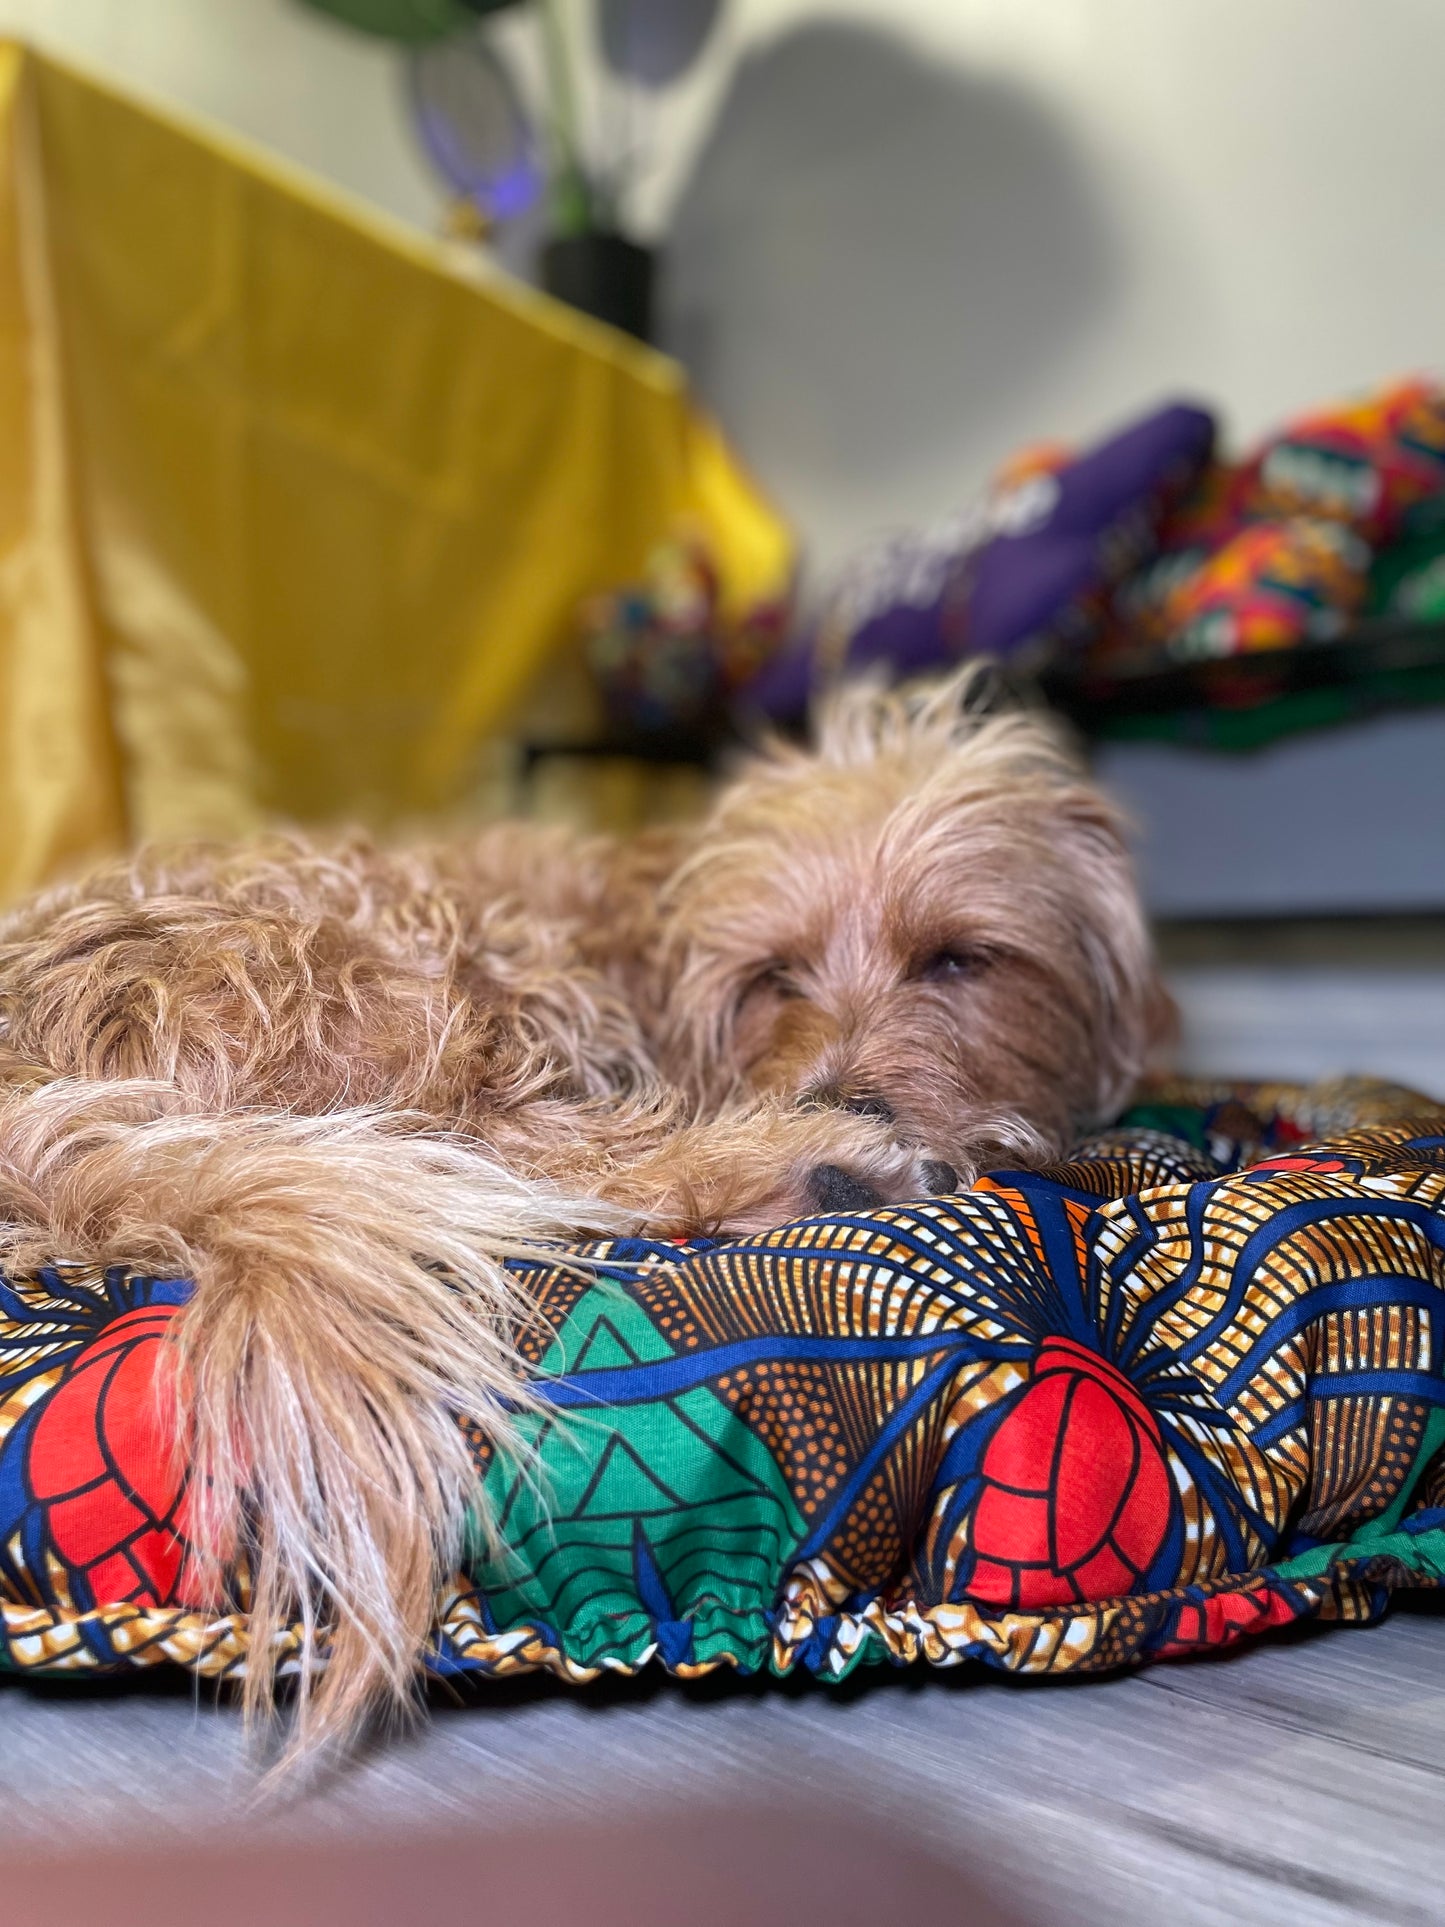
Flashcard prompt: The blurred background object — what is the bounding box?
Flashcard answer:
[3,1,1441,573]
[406,23,544,233]
[0,0,1439,1084]
[0,1800,1031,1927]
[0,39,790,903]
[297,0,726,339]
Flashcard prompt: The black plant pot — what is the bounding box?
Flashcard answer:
[540,232,655,344]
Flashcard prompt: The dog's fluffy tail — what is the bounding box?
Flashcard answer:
[0,1075,620,1766]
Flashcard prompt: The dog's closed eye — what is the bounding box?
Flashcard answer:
[912,946,990,984]
[743,962,802,1002]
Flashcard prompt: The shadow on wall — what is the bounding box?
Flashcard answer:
[661,21,1125,555]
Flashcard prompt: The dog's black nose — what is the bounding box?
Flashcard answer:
[807,1165,884,1214]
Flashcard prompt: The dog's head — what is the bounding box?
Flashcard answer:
[660,668,1170,1172]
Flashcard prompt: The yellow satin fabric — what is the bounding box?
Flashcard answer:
[0,41,790,902]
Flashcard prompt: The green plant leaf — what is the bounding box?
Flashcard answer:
[549,160,595,238]
[296,0,476,43]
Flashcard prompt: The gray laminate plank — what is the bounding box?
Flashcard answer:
[1,1613,1441,1924]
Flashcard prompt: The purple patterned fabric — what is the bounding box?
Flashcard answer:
[742,401,1215,722]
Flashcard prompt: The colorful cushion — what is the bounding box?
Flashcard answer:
[582,537,793,739]
[1243,376,1445,545]
[2,1077,1444,1692]
[1131,517,1370,660]
[1095,377,1445,671]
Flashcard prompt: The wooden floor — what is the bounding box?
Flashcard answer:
[2,1604,1442,1924]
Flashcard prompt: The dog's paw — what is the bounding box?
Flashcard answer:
[724,1110,963,1231]
[605,1103,966,1240]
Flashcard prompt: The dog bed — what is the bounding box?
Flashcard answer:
[3,1077,1445,1692]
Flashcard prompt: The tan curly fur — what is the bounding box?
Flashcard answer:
[0,666,1167,1764]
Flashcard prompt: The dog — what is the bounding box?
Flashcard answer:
[0,668,1165,1761]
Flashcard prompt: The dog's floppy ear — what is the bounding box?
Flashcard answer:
[1046,779,1174,1119]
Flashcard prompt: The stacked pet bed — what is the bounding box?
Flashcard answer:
[3,1076,1445,1694]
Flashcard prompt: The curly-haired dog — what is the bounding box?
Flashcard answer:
[0,672,1165,1759]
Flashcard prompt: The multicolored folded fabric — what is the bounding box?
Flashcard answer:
[3,1077,1444,1693]
[1094,377,1445,672]
[1243,377,1445,546]
[581,536,793,740]
[1129,517,1371,660]
[740,402,1215,722]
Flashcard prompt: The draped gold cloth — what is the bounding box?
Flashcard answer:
[0,41,790,902]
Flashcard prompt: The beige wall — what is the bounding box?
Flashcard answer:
[0,0,440,226]
[661,0,1445,567]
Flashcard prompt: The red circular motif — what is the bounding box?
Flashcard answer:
[26,1304,195,1609]
[965,1335,1173,1610]
[1249,1156,1348,1175]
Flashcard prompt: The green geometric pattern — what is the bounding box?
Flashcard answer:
[467,1280,808,1673]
